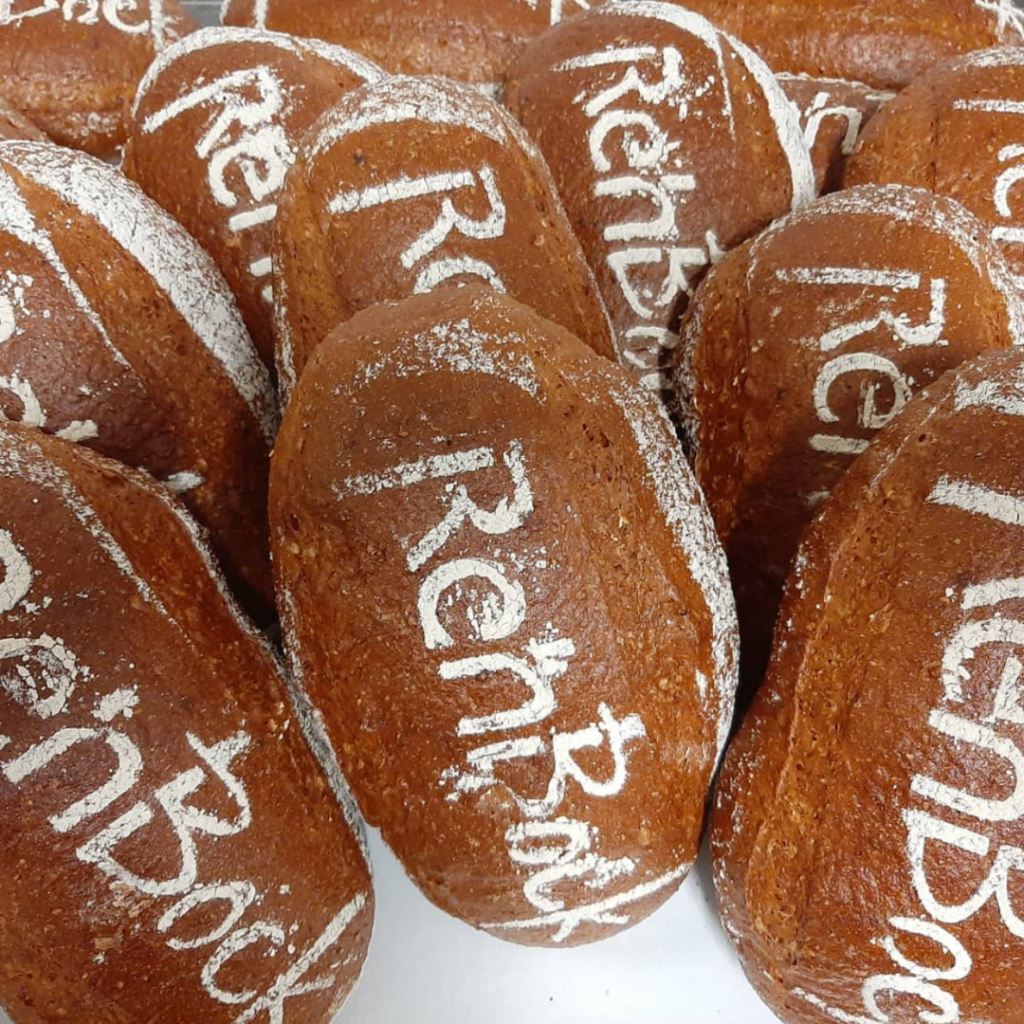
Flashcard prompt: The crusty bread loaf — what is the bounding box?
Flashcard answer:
[504,0,815,391]
[712,345,1024,1024]
[272,73,614,398]
[665,0,1024,90]
[0,140,277,619]
[846,47,1024,286]
[221,0,603,87]
[0,0,197,161]
[778,74,893,194]
[0,101,45,143]
[124,27,383,370]
[0,422,372,1024]
[675,184,1023,700]
[270,285,738,946]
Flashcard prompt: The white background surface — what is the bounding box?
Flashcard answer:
[0,5,777,1023]
[341,831,778,1024]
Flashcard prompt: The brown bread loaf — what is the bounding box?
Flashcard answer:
[220,0,604,88]
[712,346,1024,1024]
[270,285,738,946]
[846,47,1024,286]
[778,74,894,194]
[0,0,197,161]
[666,0,1024,90]
[504,0,816,391]
[0,423,372,1024]
[272,73,614,399]
[124,27,383,371]
[0,102,45,143]
[0,140,277,619]
[675,184,1024,700]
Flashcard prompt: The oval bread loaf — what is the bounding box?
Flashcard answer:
[0,423,372,1024]
[778,74,893,194]
[272,73,614,398]
[221,0,603,88]
[0,0,197,161]
[270,285,738,946]
[124,27,383,370]
[675,184,1024,697]
[712,346,1024,1024]
[664,0,1024,90]
[846,47,1024,284]
[0,140,277,619]
[504,0,816,391]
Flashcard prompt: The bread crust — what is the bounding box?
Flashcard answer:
[124,27,383,370]
[778,74,894,194]
[504,0,816,391]
[0,101,45,143]
[664,0,1024,90]
[0,0,198,161]
[221,0,603,85]
[675,184,1024,699]
[713,346,1024,1024]
[270,285,738,947]
[846,47,1024,287]
[0,140,277,619]
[272,74,614,399]
[0,422,372,1024]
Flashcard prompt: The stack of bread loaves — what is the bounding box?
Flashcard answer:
[3,1,1024,1022]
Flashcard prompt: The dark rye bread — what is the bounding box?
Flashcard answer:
[270,286,738,947]
[504,0,815,391]
[221,0,604,87]
[124,26,383,370]
[0,0,198,160]
[0,423,372,1024]
[778,74,894,194]
[0,140,277,620]
[272,73,614,399]
[846,46,1024,286]
[675,184,1024,700]
[667,0,1024,90]
[712,346,1024,1024]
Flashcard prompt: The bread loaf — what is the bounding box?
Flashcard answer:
[270,285,738,946]
[712,345,1024,1024]
[0,0,197,161]
[272,73,614,398]
[665,0,1024,90]
[124,27,383,370]
[846,47,1024,286]
[221,0,603,88]
[0,423,372,1024]
[0,140,277,619]
[504,0,815,391]
[675,184,1023,698]
[778,75,893,194]
[0,102,44,143]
